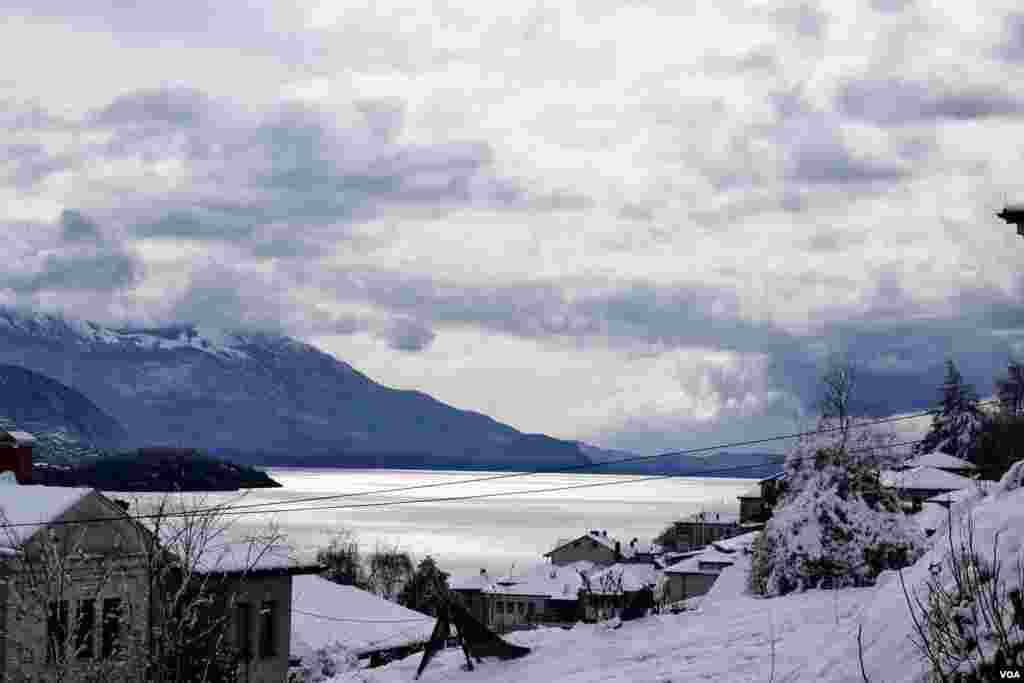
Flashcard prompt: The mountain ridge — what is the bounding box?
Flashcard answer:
[0,307,781,477]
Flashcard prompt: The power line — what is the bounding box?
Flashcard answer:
[54,403,956,524]
[292,607,432,625]
[2,435,927,530]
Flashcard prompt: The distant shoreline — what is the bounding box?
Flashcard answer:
[257,462,775,479]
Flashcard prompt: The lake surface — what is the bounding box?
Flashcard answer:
[115,468,754,580]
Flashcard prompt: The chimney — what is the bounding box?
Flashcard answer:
[0,430,35,484]
[480,568,487,576]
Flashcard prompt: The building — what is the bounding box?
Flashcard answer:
[449,562,590,632]
[737,472,785,525]
[289,575,435,672]
[0,430,35,483]
[881,466,977,509]
[657,512,742,551]
[0,430,320,683]
[582,563,659,621]
[543,530,620,567]
[659,548,738,604]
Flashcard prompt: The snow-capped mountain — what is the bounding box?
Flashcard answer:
[0,307,593,469]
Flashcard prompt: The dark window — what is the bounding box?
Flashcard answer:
[496,601,504,614]
[527,603,535,617]
[236,603,251,658]
[102,598,122,658]
[259,601,277,658]
[47,600,68,662]
[75,600,95,659]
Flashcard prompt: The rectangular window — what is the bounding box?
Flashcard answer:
[102,598,122,659]
[517,603,524,615]
[495,601,504,614]
[47,600,68,662]
[236,603,251,659]
[259,601,277,658]
[75,599,95,659]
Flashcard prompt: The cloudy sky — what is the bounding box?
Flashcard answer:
[2,1,1024,455]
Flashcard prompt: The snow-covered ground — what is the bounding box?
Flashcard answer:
[323,465,1024,683]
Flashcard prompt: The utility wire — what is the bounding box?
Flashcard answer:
[60,402,962,523]
[292,607,432,625]
[2,434,928,530]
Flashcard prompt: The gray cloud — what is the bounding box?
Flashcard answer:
[837,78,1024,125]
[92,88,215,128]
[60,209,101,242]
[11,251,138,293]
[382,318,436,352]
[1,143,71,188]
[3,211,139,293]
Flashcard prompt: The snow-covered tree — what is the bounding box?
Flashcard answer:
[914,359,987,462]
[750,417,924,596]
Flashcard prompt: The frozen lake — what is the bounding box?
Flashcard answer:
[115,468,754,580]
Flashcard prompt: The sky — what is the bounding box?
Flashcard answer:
[2,1,1024,455]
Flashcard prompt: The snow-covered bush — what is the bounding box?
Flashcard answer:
[901,461,1024,681]
[290,643,362,682]
[751,418,925,596]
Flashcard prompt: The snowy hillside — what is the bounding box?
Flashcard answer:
[0,307,594,470]
[327,466,1024,683]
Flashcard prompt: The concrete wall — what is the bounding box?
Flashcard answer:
[228,574,292,683]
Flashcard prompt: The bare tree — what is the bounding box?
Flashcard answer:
[819,353,857,448]
[1,492,288,683]
[366,542,413,602]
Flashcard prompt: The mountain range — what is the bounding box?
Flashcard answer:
[0,307,782,477]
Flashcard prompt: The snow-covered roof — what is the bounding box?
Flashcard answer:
[711,530,761,554]
[0,482,94,546]
[485,562,588,600]
[684,511,740,525]
[881,466,976,492]
[545,530,619,556]
[621,538,662,559]
[290,575,435,658]
[1,430,37,445]
[663,548,737,575]
[737,484,762,499]
[449,569,492,591]
[900,452,976,471]
[587,563,661,594]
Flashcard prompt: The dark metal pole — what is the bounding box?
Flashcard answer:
[997,206,1024,237]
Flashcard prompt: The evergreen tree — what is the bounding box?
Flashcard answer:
[914,359,986,462]
[995,359,1024,417]
[749,417,923,596]
[397,556,450,616]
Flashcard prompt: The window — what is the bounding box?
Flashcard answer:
[75,600,95,659]
[259,601,277,658]
[495,601,504,614]
[235,603,251,658]
[47,600,68,662]
[102,598,122,659]
[527,603,536,617]
[517,603,524,615]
